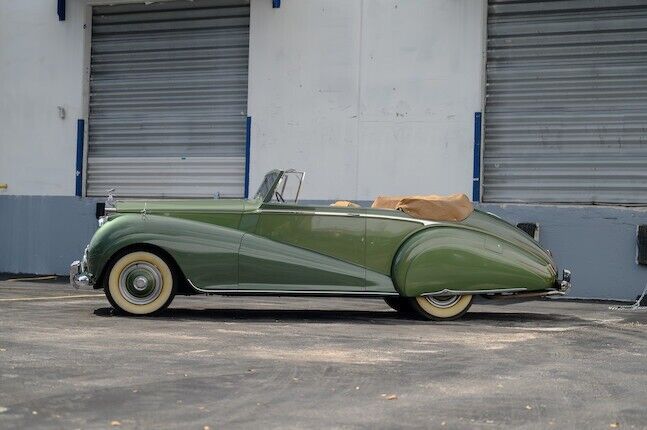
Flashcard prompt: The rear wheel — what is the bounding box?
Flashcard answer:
[104,250,176,315]
[410,294,473,321]
[383,296,415,314]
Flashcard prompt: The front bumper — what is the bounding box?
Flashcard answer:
[70,247,94,290]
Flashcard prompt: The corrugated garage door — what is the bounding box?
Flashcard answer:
[87,0,249,198]
[483,0,647,204]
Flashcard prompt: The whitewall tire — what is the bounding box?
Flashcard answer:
[410,294,473,321]
[105,250,176,315]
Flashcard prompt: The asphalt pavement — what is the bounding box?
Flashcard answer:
[0,280,646,429]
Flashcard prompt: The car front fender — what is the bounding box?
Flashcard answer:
[87,214,243,289]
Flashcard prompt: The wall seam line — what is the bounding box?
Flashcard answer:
[354,0,364,200]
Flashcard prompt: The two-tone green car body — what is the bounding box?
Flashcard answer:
[71,169,571,320]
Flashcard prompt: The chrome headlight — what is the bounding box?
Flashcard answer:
[98,215,109,227]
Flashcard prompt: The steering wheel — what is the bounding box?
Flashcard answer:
[274,191,285,202]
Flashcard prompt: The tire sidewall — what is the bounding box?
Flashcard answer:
[104,250,176,316]
[410,294,473,321]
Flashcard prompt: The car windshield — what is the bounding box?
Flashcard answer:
[253,170,282,201]
[253,169,305,203]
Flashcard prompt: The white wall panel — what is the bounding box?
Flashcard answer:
[248,0,485,200]
[247,0,362,200]
[0,0,86,196]
[0,0,485,200]
[357,0,484,197]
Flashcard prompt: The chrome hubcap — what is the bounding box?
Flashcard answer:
[425,295,461,308]
[118,262,163,305]
[133,276,149,291]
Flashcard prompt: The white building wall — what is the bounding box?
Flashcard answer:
[248,0,485,200]
[0,0,87,196]
[1,0,485,199]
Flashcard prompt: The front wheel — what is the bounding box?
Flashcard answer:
[410,294,473,321]
[104,250,177,315]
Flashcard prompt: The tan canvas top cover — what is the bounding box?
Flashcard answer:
[330,200,361,208]
[371,193,473,222]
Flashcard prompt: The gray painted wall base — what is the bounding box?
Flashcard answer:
[0,196,99,276]
[1,196,645,301]
[479,203,647,302]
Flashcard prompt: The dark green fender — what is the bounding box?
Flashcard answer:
[87,214,243,288]
[391,226,556,297]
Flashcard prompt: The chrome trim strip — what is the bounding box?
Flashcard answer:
[256,209,437,226]
[103,207,437,226]
[490,289,567,300]
[187,279,399,296]
[485,211,503,220]
[421,287,527,296]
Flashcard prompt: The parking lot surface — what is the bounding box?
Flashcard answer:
[0,280,646,429]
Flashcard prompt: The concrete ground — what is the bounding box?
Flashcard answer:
[0,280,646,430]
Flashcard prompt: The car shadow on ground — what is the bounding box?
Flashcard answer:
[93,306,586,326]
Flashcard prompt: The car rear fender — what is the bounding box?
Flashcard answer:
[391,226,556,297]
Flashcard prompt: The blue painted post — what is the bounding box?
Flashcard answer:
[75,119,85,197]
[244,116,252,198]
[57,0,65,21]
[472,112,482,202]
[272,0,281,8]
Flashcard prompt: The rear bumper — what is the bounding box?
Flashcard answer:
[555,269,572,294]
[70,247,94,290]
[486,269,572,301]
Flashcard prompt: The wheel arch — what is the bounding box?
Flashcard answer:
[95,243,193,295]
[87,213,244,292]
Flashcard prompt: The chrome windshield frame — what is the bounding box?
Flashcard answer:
[254,169,305,204]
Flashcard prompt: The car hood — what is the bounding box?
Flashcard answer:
[113,198,248,214]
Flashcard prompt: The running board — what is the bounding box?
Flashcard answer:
[186,279,399,297]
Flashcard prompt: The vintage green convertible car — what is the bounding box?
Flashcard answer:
[71,169,571,320]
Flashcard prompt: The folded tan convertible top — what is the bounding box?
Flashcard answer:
[330,200,361,208]
[371,193,473,222]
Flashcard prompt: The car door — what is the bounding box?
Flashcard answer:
[238,203,367,292]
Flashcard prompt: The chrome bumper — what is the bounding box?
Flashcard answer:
[489,269,572,301]
[555,269,572,294]
[70,247,93,290]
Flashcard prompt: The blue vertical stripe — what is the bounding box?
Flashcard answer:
[75,119,85,197]
[244,116,252,198]
[472,112,482,202]
[57,0,65,21]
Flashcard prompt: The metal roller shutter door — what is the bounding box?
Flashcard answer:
[87,0,249,198]
[484,0,647,204]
